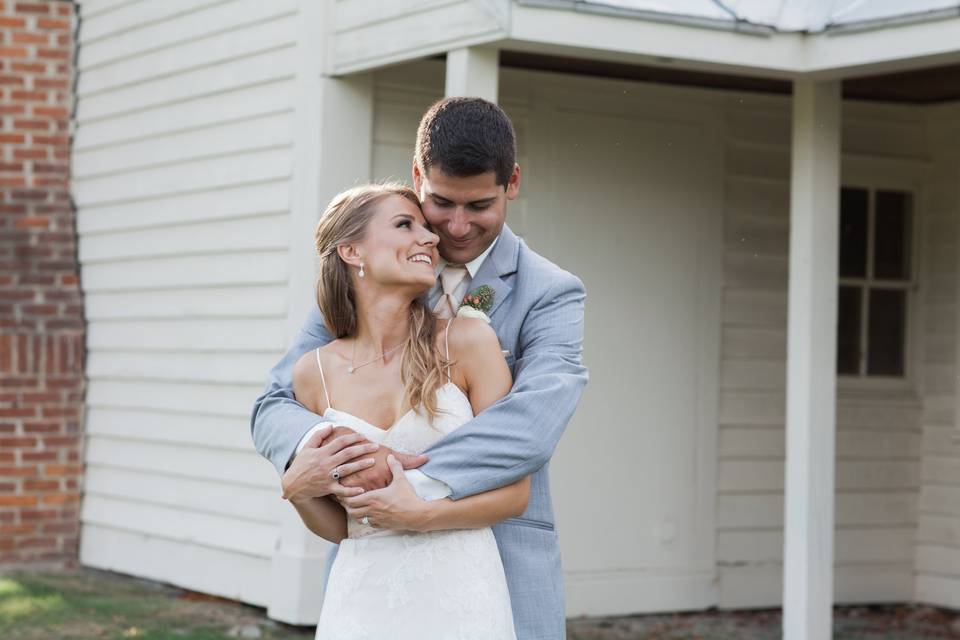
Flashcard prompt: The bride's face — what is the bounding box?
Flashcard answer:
[357,194,439,292]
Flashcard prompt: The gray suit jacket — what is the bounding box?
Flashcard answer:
[251,225,588,639]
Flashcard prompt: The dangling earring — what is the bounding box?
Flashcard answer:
[358,262,365,278]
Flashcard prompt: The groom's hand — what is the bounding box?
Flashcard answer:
[281,425,379,502]
[340,445,428,492]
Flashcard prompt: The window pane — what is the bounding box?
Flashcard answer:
[874,190,912,280]
[867,289,906,376]
[839,188,868,278]
[837,286,861,374]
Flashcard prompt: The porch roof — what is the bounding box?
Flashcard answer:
[565,0,960,33]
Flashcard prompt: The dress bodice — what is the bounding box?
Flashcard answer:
[321,382,475,539]
[322,382,474,455]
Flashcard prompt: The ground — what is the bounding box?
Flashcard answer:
[1,567,958,639]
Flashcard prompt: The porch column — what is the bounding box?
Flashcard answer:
[268,0,374,625]
[445,46,499,102]
[782,79,841,640]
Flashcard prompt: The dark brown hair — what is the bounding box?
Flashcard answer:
[415,96,516,187]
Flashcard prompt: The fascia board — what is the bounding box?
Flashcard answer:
[508,2,805,79]
[803,16,960,79]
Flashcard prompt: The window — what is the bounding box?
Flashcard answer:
[837,186,913,378]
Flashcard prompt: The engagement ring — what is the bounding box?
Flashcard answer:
[361,516,370,526]
[330,467,341,480]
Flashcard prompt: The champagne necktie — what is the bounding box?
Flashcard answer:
[433,264,468,319]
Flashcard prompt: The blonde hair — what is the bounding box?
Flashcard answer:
[314,183,447,419]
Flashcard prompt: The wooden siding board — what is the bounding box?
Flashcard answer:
[77,182,291,234]
[77,44,298,121]
[80,524,272,606]
[79,0,298,69]
[79,16,296,97]
[74,112,293,179]
[74,79,296,148]
[86,351,280,385]
[85,407,255,451]
[80,251,288,291]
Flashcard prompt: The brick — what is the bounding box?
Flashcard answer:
[0,17,27,28]
[11,61,45,73]
[12,32,49,45]
[41,522,76,534]
[12,118,49,130]
[41,493,78,505]
[0,47,28,58]
[19,508,57,521]
[22,451,58,462]
[16,537,57,549]
[0,177,27,187]
[12,147,44,160]
[39,18,69,30]
[32,105,66,118]
[36,47,67,60]
[14,2,51,14]
[0,74,25,86]
[0,523,36,534]
[0,132,26,144]
[43,464,81,476]
[10,89,48,101]
[13,215,49,228]
[0,494,37,506]
[34,76,67,89]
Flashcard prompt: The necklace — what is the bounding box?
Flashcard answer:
[348,339,404,374]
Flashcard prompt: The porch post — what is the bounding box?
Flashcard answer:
[268,0,374,624]
[445,46,499,102]
[782,79,841,640]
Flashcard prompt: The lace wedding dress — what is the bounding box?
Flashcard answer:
[312,345,516,640]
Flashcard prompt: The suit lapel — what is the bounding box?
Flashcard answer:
[466,225,519,320]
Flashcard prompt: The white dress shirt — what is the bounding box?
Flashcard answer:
[291,236,501,501]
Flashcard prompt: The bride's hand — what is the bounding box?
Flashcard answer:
[341,455,429,532]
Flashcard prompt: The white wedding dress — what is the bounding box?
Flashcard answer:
[312,339,516,640]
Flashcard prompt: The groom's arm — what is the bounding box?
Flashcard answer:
[251,303,336,476]
[420,273,587,500]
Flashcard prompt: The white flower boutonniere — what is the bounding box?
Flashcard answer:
[456,285,494,324]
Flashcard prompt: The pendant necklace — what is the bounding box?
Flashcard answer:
[348,339,404,374]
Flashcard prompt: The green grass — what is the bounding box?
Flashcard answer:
[0,569,313,640]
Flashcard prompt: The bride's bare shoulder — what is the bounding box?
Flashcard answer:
[292,342,345,408]
[437,317,500,361]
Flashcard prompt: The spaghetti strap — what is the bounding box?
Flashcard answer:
[315,347,332,410]
[444,318,453,383]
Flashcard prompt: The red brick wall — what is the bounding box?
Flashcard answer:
[0,0,83,567]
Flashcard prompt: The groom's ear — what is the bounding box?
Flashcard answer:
[412,162,423,194]
[336,244,362,268]
[505,163,521,201]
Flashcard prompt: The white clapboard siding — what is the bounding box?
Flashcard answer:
[716,97,928,607]
[74,112,293,179]
[85,407,255,451]
[86,351,279,385]
[79,0,297,68]
[81,251,288,292]
[79,213,289,263]
[74,79,296,148]
[77,181,291,234]
[81,524,272,606]
[84,287,287,320]
[331,0,507,74]
[75,1,301,600]
[915,108,960,608]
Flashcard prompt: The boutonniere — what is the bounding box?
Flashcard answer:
[457,285,494,323]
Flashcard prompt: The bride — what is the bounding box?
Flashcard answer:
[283,182,526,639]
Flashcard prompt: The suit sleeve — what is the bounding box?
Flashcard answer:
[250,303,336,476]
[419,272,588,499]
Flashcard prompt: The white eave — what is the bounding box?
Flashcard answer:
[328,0,960,80]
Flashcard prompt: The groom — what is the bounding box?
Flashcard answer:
[251,96,587,639]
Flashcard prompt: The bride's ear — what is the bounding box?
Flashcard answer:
[336,244,363,269]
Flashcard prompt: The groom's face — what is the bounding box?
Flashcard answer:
[413,165,520,264]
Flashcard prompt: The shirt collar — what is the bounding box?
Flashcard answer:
[433,234,499,279]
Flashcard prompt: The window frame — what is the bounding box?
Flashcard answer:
[837,158,924,393]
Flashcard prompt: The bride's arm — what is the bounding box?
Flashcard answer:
[289,495,349,543]
[343,318,530,531]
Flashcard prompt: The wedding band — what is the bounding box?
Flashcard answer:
[330,467,341,480]
[360,516,370,526]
